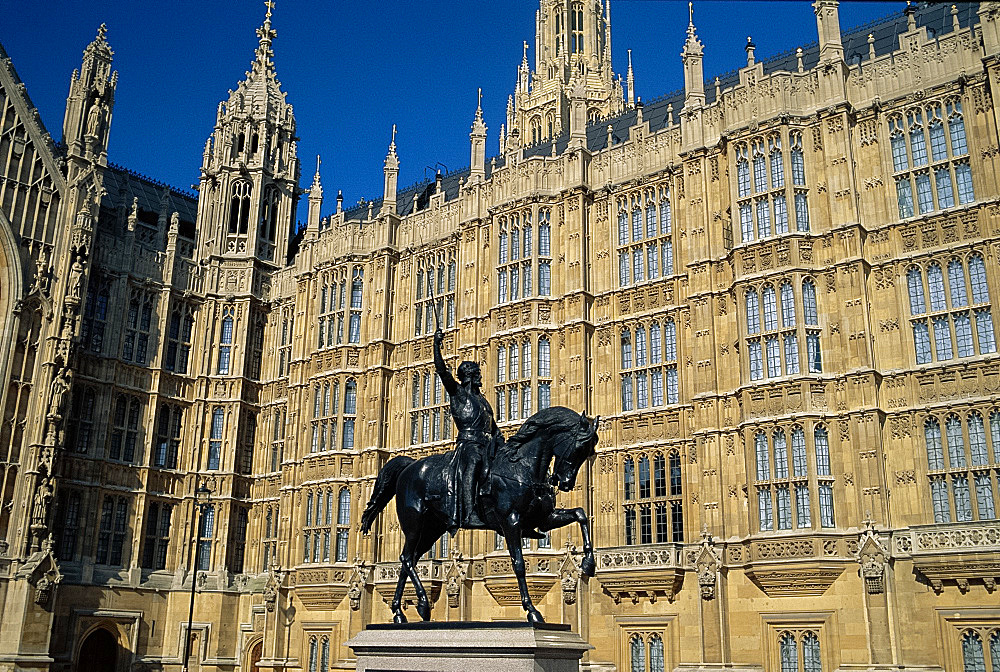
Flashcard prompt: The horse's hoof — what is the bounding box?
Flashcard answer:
[526,609,545,625]
[580,555,596,577]
[393,612,408,624]
[417,602,431,621]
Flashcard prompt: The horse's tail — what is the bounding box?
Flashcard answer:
[360,455,415,534]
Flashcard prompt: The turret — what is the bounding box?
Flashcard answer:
[681,2,705,108]
[470,90,487,183]
[381,126,399,216]
[62,24,117,163]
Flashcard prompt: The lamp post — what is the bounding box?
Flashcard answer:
[182,481,212,672]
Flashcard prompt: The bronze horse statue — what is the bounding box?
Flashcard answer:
[360,406,599,624]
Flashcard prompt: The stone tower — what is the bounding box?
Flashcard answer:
[196,2,299,265]
[507,0,624,146]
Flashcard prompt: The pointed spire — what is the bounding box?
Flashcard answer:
[382,126,399,215]
[626,49,635,109]
[307,154,323,234]
[256,0,278,64]
[682,2,705,107]
[745,36,756,67]
[470,89,488,182]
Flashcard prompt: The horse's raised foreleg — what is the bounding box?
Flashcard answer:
[502,517,544,624]
[539,507,596,577]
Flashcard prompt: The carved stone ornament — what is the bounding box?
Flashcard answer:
[444,552,467,609]
[695,528,720,600]
[559,544,582,605]
[856,519,886,595]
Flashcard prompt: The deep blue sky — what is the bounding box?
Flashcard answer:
[4,1,899,218]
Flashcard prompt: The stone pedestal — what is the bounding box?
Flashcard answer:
[346,621,593,672]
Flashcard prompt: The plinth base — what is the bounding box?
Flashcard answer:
[346,621,593,672]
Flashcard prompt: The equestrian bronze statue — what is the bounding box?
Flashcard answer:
[361,326,599,624]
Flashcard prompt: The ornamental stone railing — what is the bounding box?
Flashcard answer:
[907,521,1000,594]
[594,543,685,604]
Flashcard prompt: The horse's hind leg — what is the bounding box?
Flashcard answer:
[390,562,409,623]
[400,519,438,621]
[502,516,544,624]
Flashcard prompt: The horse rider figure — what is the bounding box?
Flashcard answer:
[433,328,501,535]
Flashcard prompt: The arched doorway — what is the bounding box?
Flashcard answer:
[247,640,263,670]
[77,627,118,672]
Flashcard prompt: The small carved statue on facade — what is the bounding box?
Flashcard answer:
[68,258,85,300]
[48,367,72,420]
[348,578,363,611]
[31,478,53,528]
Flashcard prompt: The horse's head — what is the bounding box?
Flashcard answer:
[550,412,600,492]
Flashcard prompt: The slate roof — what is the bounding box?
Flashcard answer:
[101,163,199,239]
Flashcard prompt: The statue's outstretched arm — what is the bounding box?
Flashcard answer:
[433,329,459,396]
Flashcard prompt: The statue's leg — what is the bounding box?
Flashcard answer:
[502,514,544,624]
[539,507,596,577]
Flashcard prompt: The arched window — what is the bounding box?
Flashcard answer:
[790,132,806,186]
[802,280,818,325]
[649,634,665,672]
[946,415,967,468]
[638,456,650,498]
[337,487,351,562]
[907,267,926,315]
[260,185,280,241]
[218,309,234,375]
[791,426,807,477]
[814,426,831,476]
[228,180,253,234]
[769,136,785,188]
[949,259,969,307]
[621,330,633,369]
[308,637,319,672]
[968,254,989,304]
[762,286,778,331]
[779,633,798,672]
[753,140,768,193]
[780,282,796,327]
[925,417,944,469]
[908,109,928,166]
[737,145,751,197]
[773,429,788,479]
[630,634,645,672]
[927,263,946,311]
[962,631,986,672]
[746,289,760,335]
[321,638,330,671]
[623,458,635,500]
[635,327,647,367]
[209,407,224,470]
[755,431,770,481]
[969,412,988,466]
[653,454,666,497]
[802,633,821,672]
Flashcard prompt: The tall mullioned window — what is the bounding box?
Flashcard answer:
[122,289,154,365]
[336,487,351,562]
[745,278,822,381]
[303,488,333,564]
[778,630,822,672]
[349,267,363,343]
[109,394,142,463]
[622,451,683,545]
[498,207,552,303]
[925,411,999,523]
[96,495,130,566]
[907,253,995,365]
[228,180,253,234]
[165,303,195,373]
[414,254,457,335]
[217,306,235,375]
[629,632,666,672]
[141,502,172,570]
[617,185,673,288]
[310,380,339,453]
[890,99,973,219]
[960,628,1000,672]
[496,337,542,424]
[537,336,552,410]
[620,320,679,412]
[754,425,834,532]
[208,407,224,470]
[735,130,809,245]
[262,505,279,571]
[410,370,451,445]
[277,307,293,377]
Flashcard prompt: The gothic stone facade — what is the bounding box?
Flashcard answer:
[1,2,1000,671]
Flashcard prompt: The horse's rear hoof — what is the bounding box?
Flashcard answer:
[580,555,596,577]
[393,612,408,624]
[526,609,545,625]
